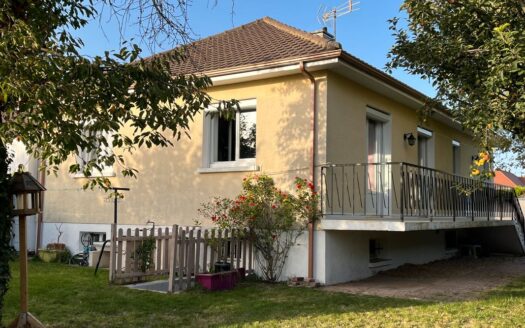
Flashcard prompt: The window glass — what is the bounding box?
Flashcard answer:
[239,110,256,159]
[77,128,113,176]
[217,117,235,162]
[453,144,461,175]
[418,136,428,166]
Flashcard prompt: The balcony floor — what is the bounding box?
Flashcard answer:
[321,216,516,231]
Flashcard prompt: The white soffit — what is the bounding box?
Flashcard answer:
[210,58,339,86]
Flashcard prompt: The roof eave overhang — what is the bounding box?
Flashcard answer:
[207,51,463,131]
[207,51,341,86]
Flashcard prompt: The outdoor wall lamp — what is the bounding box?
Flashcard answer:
[404,133,416,146]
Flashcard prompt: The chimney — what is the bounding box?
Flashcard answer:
[311,27,335,41]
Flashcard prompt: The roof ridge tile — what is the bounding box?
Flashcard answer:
[261,17,341,51]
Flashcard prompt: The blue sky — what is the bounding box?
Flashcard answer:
[77,0,435,98]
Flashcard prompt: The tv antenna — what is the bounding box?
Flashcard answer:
[318,1,360,38]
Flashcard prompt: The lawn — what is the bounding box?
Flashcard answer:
[2,260,525,327]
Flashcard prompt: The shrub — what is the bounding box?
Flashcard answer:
[199,174,319,281]
[516,186,525,198]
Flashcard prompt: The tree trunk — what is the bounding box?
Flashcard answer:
[0,139,13,323]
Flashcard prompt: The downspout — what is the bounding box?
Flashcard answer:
[300,61,317,281]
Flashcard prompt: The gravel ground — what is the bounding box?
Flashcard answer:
[323,256,525,301]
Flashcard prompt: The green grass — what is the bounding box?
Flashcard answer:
[2,260,525,327]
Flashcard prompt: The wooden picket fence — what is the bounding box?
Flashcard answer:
[109,224,254,292]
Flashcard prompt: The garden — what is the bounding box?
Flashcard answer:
[3,260,525,327]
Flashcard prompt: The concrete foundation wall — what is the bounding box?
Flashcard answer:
[277,231,326,283]
[10,216,38,252]
[323,230,449,285]
[41,222,169,254]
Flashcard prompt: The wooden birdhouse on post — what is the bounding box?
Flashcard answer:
[8,167,46,328]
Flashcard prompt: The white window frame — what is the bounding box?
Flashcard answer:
[73,128,115,178]
[452,140,461,175]
[200,99,259,173]
[417,126,435,168]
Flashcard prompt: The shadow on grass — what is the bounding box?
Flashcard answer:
[1,261,429,327]
[483,276,525,300]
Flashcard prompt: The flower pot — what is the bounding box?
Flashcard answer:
[214,261,231,273]
[38,249,65,263]
[236,267,246,279]
[196,271,237,291]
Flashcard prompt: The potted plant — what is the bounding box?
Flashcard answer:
[38,224,67,262]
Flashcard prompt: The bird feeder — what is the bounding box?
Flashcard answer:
[8,168,46,328]
[10,170,45,216]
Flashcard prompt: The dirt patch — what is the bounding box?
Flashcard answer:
[322,256,525,301]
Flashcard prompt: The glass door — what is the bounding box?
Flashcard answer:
[366,119,386,216]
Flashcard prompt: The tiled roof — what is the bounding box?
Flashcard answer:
[495,170,525,187]
[167,17,341,75]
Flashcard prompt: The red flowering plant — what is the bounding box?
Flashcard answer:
[293,177,320,224]
[198,174,319,281]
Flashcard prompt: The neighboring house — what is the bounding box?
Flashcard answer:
[8,140,40,252]
[495,169,525,188]
[43,17,525,284]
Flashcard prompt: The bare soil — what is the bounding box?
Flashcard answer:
[323,256,525,301]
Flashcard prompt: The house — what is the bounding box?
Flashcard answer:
[494,169,525,188]
[8,140,41,253]
[42,17,525,284]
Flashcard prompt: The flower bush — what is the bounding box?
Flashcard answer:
[470,150,495,180]
[198,174,319,281]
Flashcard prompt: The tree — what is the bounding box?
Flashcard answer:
[387,0,525,171]
[0,0,234,320]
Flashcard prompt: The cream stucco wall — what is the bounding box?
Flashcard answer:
[44,69,479,229]
[326,72,479,177]
[44,73,328,227]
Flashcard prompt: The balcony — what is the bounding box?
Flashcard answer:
[320,162,525,231]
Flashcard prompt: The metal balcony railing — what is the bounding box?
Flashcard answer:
[321,162,524,228]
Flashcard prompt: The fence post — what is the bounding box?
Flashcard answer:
[210,229,216,272]
[186,229,194,290]
[242,228,247,270]
[133,228,139,277]
[125,228,132,277]
[178,227,185,291]
[168,225,179,293]
[202,230,209,273]
[116,228,123,280]
[235,229,241,270]
[163,227,169,273]
[109,223,116,283]
[195,229,201,274]
[248,229,253,274]
[156,228,162,273]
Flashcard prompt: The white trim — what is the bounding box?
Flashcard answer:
[202,99,257,171]
[197,165,260,174]
[210,58,339,86]
[452,140,461,147]
[417,127,433,137]
[366,106,391,123]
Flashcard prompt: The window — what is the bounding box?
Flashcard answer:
[417,127,433,168]
[75,129,114,177]
[445,230,458,250]
[369,239,383,261]
[452,140,461,175]
[202,99,257,171]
